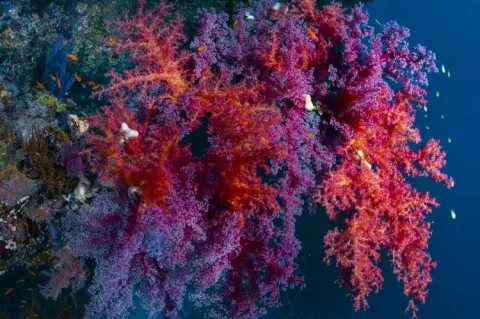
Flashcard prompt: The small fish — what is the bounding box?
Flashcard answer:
[232,19,238,27]
[81,83,87,89]
[451,180,455,187]
[32,314,39,318]
[441,114,445,119]
[441,64,446,73]
[27,288,34,292]
[109,35,115,41]
[431,220,435,224]
[424,114,427,119]
[3,38,11,46]
[436,91,440,98]
[4,288,13,295]
[38,209,47,219]
[34,80,45,90]
[56,77,62,89]
[92,84,101,90]
[425,126,430,130]
[6,75,13,81]
[451,209,456,220]
[307,27,317,40]
[447,71,451,77]
[374,19,383,26]
[197,45,206,52]
[448,137,452,143]
[21,300,27,304]
[424,105,428,112]
[27,270,36,277]
[88,80,95,86]
[1,28,11,34]
[49,74,57,81]
[73,73,82,82]
[273,2,282,10]
[17,279,26,284]
[66,53,78,61]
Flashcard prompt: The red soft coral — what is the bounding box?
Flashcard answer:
[318,89,451,318]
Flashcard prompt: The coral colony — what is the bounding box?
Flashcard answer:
[0,0,452,318]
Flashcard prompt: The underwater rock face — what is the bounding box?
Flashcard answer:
[0,165,41,207]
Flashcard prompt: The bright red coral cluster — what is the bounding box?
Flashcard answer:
[73,0,452,318]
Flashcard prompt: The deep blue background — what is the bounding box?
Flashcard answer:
[266,0,479,318]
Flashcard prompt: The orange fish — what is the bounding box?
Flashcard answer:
[1,28,11,34]
[307,27,317,40]
[197,45,206,52]
[87,80,95,86]
[4,288,14,296]
[109,35,115,41]
[49,74,56,81]
[66,53,78,61]
[17,279,26,284]
[92,84,101,90]
[27,270,36,277]
[32,315,39,318]
[27,288,34,292]
[73,73,82,82]
[232,19,238,27]
[3,38,10,46]
[38,209,47,218]
[34,80,45,90]
[56,77,62,89]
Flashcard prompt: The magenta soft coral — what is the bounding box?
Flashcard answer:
[71,0,452,318]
